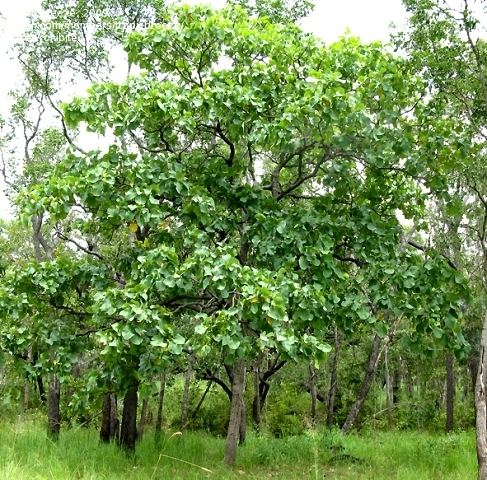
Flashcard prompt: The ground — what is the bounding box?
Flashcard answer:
[0,417,476,479]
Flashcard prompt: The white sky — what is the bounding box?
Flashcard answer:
[0,0,407,219]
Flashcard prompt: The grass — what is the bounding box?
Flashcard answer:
[0,416,477,479]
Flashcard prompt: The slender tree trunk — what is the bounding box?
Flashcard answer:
[392,366,401,404]
[252,360,262,430]
[309,363,317,426]
[47,375,61,441]
[471,354,479,397]
[36,374,46,404]
[23,382,30,412]
[155,372,166,443]
[327,328,340,427]
[100,392,119,443]
[384,346,394,430]
[181,360,193,430]
[341,335,382,434]
[119,379,139,452]
[23,347,32,412]
[446,352,455,432]
[138,398,149,441]
[475,310,487,480]
[224,358,246,467]
[191,380,213,420]
[405,366,414,398]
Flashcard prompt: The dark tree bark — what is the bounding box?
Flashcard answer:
[37,375,47,404]
[446,352,455,432]
[250,354,286,426]
[327,328,340,427]
[119,379,139,452]
[47,375,61,441]
[155,371,166,444]
[224,358,246,466]
[392,366,401,404]
[470,354,479,397]
[309,363,317,426]
[191,380,213,420]
[341,335,382,434]
[100,392,119,443]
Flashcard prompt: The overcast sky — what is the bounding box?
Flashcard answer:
[0,0,407,219]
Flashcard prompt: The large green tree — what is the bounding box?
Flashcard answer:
[0,0,470,467]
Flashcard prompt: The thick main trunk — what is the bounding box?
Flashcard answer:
[119,380,139,452]
[224,359,246,467]
[446,352,455,432]
[475,311,487,480]
[100,392,119,443]
[341,335,382,434]
[47,375,61,441]
[155,372,166,443]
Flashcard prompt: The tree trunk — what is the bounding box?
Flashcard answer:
[119,380,139,452]
[155,372,166,443]
[23,347,32,412]
[191,380,213,420]
[224,358,246,467]
[252,359,262,430]
[446,352,455,432]
[392,366,401,404]
[100,392,119,443]
[475,310,487,480]
[23,382,30,412]
[37,375,46,404]
[471,354,479,397]
[239,399,247,445]
[137,398,149,441]
[326,328,340,427]
[181,360,193,430]
[384,346,394,430]
[404,365,414,398]
[47,375,61,441]
[341,335,382,434]
[309,363,317,426]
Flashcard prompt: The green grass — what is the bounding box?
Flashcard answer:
[0,417,477,479]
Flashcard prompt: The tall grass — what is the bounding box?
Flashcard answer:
[0,415,477,479]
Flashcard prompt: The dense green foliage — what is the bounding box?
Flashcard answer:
[0,0,486,476]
